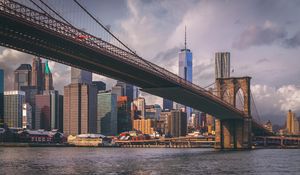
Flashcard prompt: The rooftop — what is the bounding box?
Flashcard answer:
[15,64,32,71]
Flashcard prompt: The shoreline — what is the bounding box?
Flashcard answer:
[0,142,299,149]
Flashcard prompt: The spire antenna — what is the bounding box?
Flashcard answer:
[184,25,187,50]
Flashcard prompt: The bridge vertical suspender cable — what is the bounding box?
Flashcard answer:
[29,0,51,18]
[28,0,72,26]
[37,0,72,26]
[72,0,182,87]
[72,0,137,56]
[250,90,262,123]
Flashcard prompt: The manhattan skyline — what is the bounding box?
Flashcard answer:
[0,0,300,125]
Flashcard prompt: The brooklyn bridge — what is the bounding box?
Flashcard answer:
[0,0,272,149]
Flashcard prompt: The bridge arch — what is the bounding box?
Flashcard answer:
[235,88,244,112]
[216,77,251,116]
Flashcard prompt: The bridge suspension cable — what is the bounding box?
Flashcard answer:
[250,90,262,123]
[203,81,216,89]
[29,0,50,18]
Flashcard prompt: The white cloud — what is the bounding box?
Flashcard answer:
[251,84,300,124]
[0,48,32,90]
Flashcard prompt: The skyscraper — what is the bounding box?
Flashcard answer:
[4,91,25,128]
[64,68,96,136]
[71,67,92,84]
[178,26,192,120]
[117,96,131,133]
[167,109,187,137]
[116,81,134,102]
[215,52,230,79]
[31,57,43,93]
[97,91,118,135]
[64,83,97,136]
[14,64,32,90]
[131,97,146,121]
[35,90,62,130]
[286,110,299,135]
[35,93,50,130]
[0,69,4,127]
[44,60,54,91]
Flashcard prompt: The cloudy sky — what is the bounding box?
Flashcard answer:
[1,0,300,125]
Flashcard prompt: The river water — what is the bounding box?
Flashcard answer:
[0,147,299,175]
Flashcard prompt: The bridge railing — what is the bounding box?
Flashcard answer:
[0,0,245,117]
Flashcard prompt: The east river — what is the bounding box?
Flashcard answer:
[0,147,299,175]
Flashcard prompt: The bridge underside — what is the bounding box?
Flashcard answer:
[143,87,240,120]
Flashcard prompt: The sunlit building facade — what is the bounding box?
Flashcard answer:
[4,91,25,128]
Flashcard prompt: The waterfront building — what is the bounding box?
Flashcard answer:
[22,103,32,129]
[0,69,4,127]
[3,91,25,128]
[117,96,131,133]
[92,81,106,91]
[18,130,64,143]
[14,64,32,90]
[64,83,97,136]
[133,118,156,135]
[31,57,43,93]
[215,52,230,79]
[163,98,173,110]
[97,91,118,136]
[67,134,108,147]
[178,26,192,120]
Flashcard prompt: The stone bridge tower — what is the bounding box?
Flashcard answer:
[214,77,252,149]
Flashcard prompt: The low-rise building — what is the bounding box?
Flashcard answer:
[67,134,110,146]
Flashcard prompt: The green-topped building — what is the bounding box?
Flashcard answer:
[44,60,54,91]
